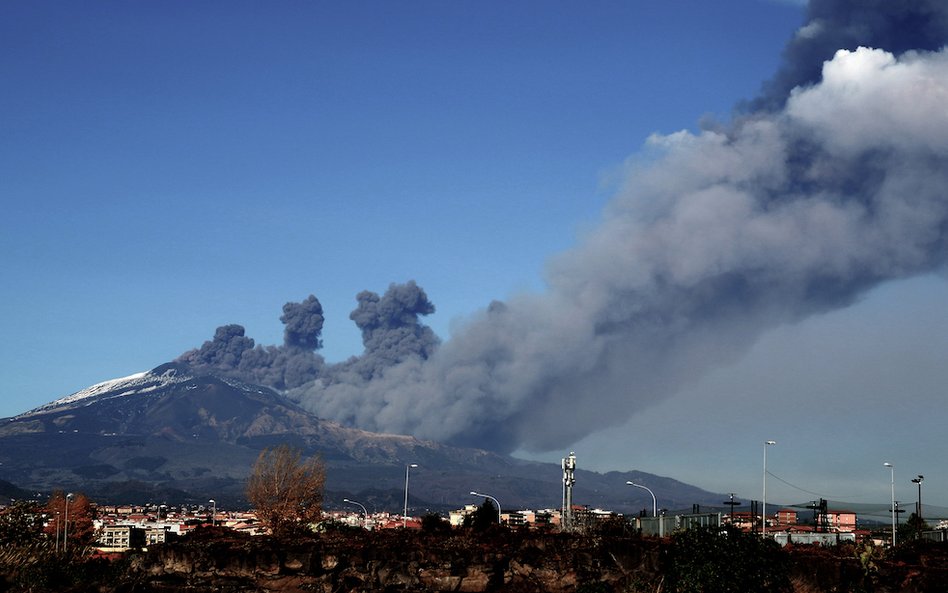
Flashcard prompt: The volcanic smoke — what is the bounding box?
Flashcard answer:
[178,0,948,454]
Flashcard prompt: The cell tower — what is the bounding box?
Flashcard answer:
[561,451,576,530]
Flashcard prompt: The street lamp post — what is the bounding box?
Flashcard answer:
[626,482,657,517]
[470,491,502,524]
[884,463,896,546]
[344,498,369,529]
[209,499,216,527]
[403,464,418,528]
[626,481,660,536]
[912,475,924,538]
[763,440,776,536]
[63,493,73,554]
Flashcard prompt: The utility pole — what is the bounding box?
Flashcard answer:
[723,493,741,525]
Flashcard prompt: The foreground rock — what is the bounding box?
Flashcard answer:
[125,528,948,593]
[4,526,948,592]
[130,526,662,592]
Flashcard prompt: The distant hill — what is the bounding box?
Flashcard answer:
[0,479,34,506]
[0,363,724,512]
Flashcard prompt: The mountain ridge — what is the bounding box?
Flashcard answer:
[0,364,726,513]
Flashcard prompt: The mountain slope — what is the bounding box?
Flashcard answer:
[0,364,724,512]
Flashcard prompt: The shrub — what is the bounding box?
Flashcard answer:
[666,527,791,593]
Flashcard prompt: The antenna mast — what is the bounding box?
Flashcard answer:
[562,451,576,530]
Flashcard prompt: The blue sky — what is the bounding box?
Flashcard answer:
[4,1,948,510]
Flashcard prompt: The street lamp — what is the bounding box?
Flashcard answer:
[403,463,418,528]
[884,463,895,546]
[912,475,924,537]
[470,491,502,524]
[626,481,657,517]
[763,440,776,536]
[209,499,216,527]
[63,493,73,553]
[343,498,369,529]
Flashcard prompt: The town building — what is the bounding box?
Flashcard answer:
[97,525,146,551]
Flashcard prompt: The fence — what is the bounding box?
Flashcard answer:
[771,532,855,547]
[636,512,721,537]
[921,529,948,542]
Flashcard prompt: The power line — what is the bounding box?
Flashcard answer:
[765,470,863,500]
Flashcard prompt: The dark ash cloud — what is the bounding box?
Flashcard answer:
[177,295,327,390]
[176,283,439,393]
[177,324,254,370]
[281,295,325,351]
[346,281,439,377]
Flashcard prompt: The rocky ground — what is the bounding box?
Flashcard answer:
[4,526,948,592]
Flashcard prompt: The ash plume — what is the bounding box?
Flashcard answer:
[177,324,254,370]
[285,4,948,453]
[176,283,439,392]
[346,281,439,375]
[752,0,948,111]
[281,295,325,351]
[175,1,948,454]
[177,295,326,390]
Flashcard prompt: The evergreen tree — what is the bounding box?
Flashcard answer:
[462,499,499,532]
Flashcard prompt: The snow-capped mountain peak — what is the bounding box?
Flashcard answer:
[17,364,189,418]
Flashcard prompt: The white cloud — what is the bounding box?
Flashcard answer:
[786,47,948,154]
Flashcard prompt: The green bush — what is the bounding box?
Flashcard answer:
[666,527,791,593]
[462,499,501,532]
[421,512,452,533]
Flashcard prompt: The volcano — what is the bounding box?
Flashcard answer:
[0,363,722,512]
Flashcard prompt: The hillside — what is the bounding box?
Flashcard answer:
[0,363,723,512]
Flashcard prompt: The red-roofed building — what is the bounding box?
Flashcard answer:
[776,509,798,526]
[825,510,857,532]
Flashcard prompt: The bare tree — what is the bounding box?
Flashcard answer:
[246,444,325,537]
